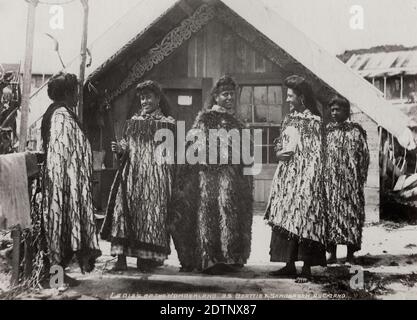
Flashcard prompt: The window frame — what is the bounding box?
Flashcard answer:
[237,83,285,165]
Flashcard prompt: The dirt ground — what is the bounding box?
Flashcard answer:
[1,217,417,300]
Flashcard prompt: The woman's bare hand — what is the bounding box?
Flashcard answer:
[111,140,128,154]
[111,141,119,153]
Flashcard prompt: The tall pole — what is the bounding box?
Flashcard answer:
[78,0,89,125]
[19,0,39,152]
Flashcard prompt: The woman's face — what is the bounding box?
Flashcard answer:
[215,90,236,111]
[286,88,304,113]
[140,90,160,114]
[1,88,13,106]
[330,104,348,123]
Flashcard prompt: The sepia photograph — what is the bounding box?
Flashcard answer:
[1,0,417,305]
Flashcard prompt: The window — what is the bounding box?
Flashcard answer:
[238,85,284,164]
[386,77,401,100]
[374,78,384,93]
[404,76,417,102]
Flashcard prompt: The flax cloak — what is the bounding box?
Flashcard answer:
[170,110,254,271]
[325,121,369,249]
[101,117,175,262]
[265,111,326,245]
[41,106,101,271]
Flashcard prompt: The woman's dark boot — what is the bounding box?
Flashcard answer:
[327,245,337,264]
[346,245,356,264]
[113,255,127,271]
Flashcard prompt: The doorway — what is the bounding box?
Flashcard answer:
[165,88,202,132]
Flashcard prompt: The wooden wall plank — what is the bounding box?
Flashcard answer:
[188,37,197,78]
[351,108,380,222]
[205,21,223,80]
[365,187,380,223]
[186,20,288,81]
[196,30,206,78]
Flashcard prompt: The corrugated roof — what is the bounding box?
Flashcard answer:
[346,50,417,78]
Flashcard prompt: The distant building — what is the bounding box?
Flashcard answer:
[339,46,417,104]
[340,46,417,213]
[0,63,53,151]
[0,63,53,92]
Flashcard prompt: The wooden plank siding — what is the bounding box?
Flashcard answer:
[351,105,380,223]
[187,20,278,80]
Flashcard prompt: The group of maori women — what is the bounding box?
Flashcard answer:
[265,75,369,283]
[101,76,254,274]
[35,72,368,286]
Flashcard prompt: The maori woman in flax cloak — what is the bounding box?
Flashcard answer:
[101,80,175,272]
[265,75,326,283]
[39,73,101,279]
[171,76,253,274]
[325,96,369,264]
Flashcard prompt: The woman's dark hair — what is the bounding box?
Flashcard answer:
[136,80,171,117]
[207,75,238,109]
[47,72,78,102]
[328,95,351,116]
[42,72,82,154]
[284,75,321,117]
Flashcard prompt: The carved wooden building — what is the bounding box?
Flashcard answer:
[80,0,415,222]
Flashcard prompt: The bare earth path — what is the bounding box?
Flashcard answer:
[2,217,417,300]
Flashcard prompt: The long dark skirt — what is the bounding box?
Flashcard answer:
[270,227,327,267]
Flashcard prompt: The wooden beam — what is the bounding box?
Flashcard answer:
[201,0,218,5]
[158,77,206,90]
[202,29,207,77]
[202,77,213,109]
[232,73,285,85]
[78,0,89,125]
[10,227,21,287]
[400,75,404,100]
[178,1,195,16]
[19,0,39,152]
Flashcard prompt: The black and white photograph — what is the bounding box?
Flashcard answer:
[1,0,417,304]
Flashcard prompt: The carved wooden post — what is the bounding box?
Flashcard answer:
[19,0,39,153]
[10,227,22,286]
[11,0,39,287]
